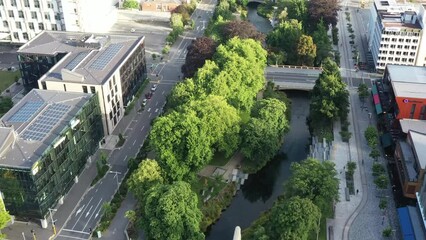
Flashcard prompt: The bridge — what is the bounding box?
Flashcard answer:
[247,0,265,4]
[265,66,322,91]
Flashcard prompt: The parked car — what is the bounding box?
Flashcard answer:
[145,92,153,99]
[151,84,158,92]
[142,98,147,106]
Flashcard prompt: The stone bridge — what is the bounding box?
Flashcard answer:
[265,65,322,91]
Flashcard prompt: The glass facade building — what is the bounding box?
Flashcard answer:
[0,90,103,220]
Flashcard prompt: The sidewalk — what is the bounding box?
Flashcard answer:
[101,194,137,240]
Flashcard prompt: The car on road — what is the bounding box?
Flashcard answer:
[145,92,153,99]
[142,98,147,106]
[151,84,158,92]
[130,28,135,33]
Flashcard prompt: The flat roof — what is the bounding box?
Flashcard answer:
[18,31,145,85]
[391,81,426,99]
[410,131,426,169]
[399,140,418,181]
[0,89,92,169]
[400,119,426,134]
[387,65,426,83]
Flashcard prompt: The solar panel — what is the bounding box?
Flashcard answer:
[89,44,123,70]
[65,51,90,70]
[8,101,44,122]
[21,103,71,141]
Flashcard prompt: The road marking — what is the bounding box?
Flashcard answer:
[85,205,93,218]
[75,205,85,217]
[149,113,152,118]
[162,90,165,95]
[140,126,145,132]
[72,197,94,229]
[155,101,159,106]
[82,198,103,231]
[147,108,151,112]
[155,108,159,113]
[95,209,100,219]
[61,229,90,235]
[57,234,88,240]
[95,188,98,193]
[133,139,137,146]
[123,155,128,162]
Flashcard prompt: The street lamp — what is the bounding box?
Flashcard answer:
[48,208,57,235]
[108,171,122,187]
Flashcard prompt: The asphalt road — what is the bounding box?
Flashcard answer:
[55,0,217,239]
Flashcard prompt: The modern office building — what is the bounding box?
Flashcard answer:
[17,31,147,135]
[368,0,426,72]
[0,0,117,44]
[0,89,103,226]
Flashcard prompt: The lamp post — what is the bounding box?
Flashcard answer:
[48,208,57,235]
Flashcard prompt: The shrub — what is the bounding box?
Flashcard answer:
[347,161,357,176]
[372,162,385,177]
[122,0,139,9]
[162,45,170,54]
[379,198,387,210]
[382,227,392,237]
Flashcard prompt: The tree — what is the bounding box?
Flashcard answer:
[150,95,240,181]
[312,20,332,65]
[307,0,340,28]
[370,147,381,160]
[374,174,389,189]
[372,162,385,177]
[284,158,339,213]
[141,181,204,240]
[0,96,13,115]
[220,20,265,42]
[364,126,379,148]
[171,13,184,31]
[268,50,286,66]
[127,159,164,202]
[358,83,369,102]
[279,0,308,24]
[0,197,11,239]
[297,35,316,66]
[122,0,139,9]
[267,19,303,64]
[125,210,136,223]
[241,99,289,171]
[267,197,321,240]
[182,37,218,78]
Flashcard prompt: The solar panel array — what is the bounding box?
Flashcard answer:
[65,51,90,70]
[8,101,44,122]
[89,44,123,70]
[21,103,71,141]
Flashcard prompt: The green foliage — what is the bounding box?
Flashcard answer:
[0,96,13,117]
[116,133,125,147]
[340,130,352,142]
[358,83,369,101]
[125,210,137,223]
[372,162,385,177]
[332,26,339,45]
[127,159,164,202]
[263,81,291,119]
[364,126,379,148]
[171,13,184,30]
[92,152,109,186]
[122,0,139,9]
[284,158,339,213]
[220,20,265,42]
[102,202,113,219]
[280,0,308,24]
[267,197,321,240]
[268,51,286,65]
[0,198,11,237]
[141,181,204,240]
[370,147,381,160]
[312,20,332,65]
[151,95,240,181]
[297,34,316,66]
[162,45,171,55]
[166,28,183,45]
[241,99,289,172]
[308,0,340,27]
[267,19,303,64]
[347,161,357,176]
[382,226,393,237]
[379,198,388,210]
[374,174,389,189]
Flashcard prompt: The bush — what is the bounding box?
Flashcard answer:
[379,198,387,210]
[332,27,339,45]
[162,45,171,55]
[122,0,139,9]
[340,130,352,142]
[347,161,357,176]
[382,227,392,237]
[372,162,385,177]
[364,126,379,148]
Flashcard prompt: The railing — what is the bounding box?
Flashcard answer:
[269,65,323,70]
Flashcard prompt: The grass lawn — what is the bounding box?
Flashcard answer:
[191,176,226,206]
[210,151,230,166]
[0,71,20,93]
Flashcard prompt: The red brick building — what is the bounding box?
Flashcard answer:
[140,0,186,12]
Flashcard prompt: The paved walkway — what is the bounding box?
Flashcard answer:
[101,194,137,240]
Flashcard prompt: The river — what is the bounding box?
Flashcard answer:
[206,91,311,239]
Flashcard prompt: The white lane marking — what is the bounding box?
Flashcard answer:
[57,234,88,240]
[85,205,93,218]
[71,197,94,229]
[162,90,165,95]
[75,205,85,217]
[155,101,159,106]
[149,113,152,118]
[61,229,90,235]
[147,108,151,112]
[82,197,103,231]
[133,139,137,146]
[123,155,128,162]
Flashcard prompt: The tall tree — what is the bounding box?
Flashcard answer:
[267,19,303,64]
[220,20,265,42]
[297,35,316,66]
[171,13,184,31]
[127,159,164,202]
[308,0,340,28]
[0,197,11,239]
[312,20,332,65]
[150,95,240,181]
[141,181,204,240]
[279,0,308,24]
[284,158,339,213]
[182,37,218,78]
[241,99,289,171]
[357,83,369,102]
[267,197,321,240]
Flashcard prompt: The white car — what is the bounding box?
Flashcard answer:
[142,98,147,106]
[130,28,135,33]
[151,84,158,92]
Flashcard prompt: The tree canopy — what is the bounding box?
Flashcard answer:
[122,0,139,9]
[284,158,339,213]
[0,197,11,238]
[312,20,332,65]
[277,0,308,24]
[141,181,204,240]
[182,37,218,78]
[150,95,240,181]
[297,34,316,66]
[127,159,164,202]
[307,0,340,28]
[241,99,289,172]
[267,19,303,64]
[0,96,13,116]
[220,20,265,42]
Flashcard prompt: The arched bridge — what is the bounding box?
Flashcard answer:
[265,66,322,91]
[247,0,265,4]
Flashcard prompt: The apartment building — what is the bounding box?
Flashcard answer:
[0,89,103,225]
[0,0,117,44]
[17,31,147,135]
[368,0,426,72]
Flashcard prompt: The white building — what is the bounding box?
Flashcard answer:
[0,0,117,44]
[368,0,426,72]
[17,31,147,135]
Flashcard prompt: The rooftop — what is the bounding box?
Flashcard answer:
[409,131,426,169]
[0,89,92,169]
[387,65,426,83]
[399,140,418,181]
[391,81,426,98]
[18,31,145,85]
[399,119,426,134]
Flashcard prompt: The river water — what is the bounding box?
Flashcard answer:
[206,91,311,239]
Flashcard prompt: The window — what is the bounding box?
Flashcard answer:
[396,51,401,55]
[82,86,88,93]
[13,32,18,39]
[90,86,96,94]
[409,58,414,63]
[55,13,60,21]
[420,105,426,120]
[156,4,162,10]
[38,23,44,30]
[8,10,14,18]
[41,81,47,90]
[411,46,417,50]
[410,104,416,119]
[47,1,53,8]
[3,21,8,27]
[405,39,411,43]
[34,0,40,8]
[29,22,34,29]
[397,45,402,49]
[388,57,393,61]
[11,0,16,6]
[51,24,57,30]
[395,57,400,61]
[23,0,29,7]
[23,33,28,40]
[18,11,24,18]
[44,13,50,20]
[107,94,110,102]
[0,0,3,6]
[390,44,395,48]
[31,12,37,19]
[113,76,116,85]
[16,22,21,29]
[63,84,67,91]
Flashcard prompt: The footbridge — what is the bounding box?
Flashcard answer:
[265,66,322,91]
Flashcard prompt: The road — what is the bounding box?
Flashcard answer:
[55,0,217,239]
